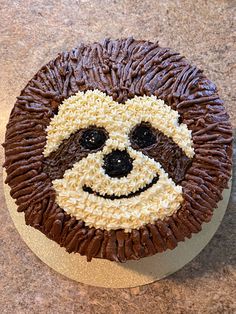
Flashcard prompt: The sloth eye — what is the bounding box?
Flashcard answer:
[79,127,108,150]
[130,122,156,148]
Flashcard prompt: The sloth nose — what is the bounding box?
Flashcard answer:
[103,150,133,178]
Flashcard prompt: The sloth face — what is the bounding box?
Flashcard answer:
[43,90,194,231]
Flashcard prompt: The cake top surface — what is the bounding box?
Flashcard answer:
[3,38,233,262]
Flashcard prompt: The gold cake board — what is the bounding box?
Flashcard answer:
[3,171,232,288]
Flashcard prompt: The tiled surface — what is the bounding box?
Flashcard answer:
[0,1,235,313]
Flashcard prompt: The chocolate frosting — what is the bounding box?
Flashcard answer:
[3,38,233,262]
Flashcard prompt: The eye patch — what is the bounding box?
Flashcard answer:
[130,122,192,184]
[43,126,108,180]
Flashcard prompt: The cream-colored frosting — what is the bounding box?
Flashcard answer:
[44,90,194,231]
[44,90,194,158]
[53,151,183,231]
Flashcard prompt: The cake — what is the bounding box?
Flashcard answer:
[3,38,233,262]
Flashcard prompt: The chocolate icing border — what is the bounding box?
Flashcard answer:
[3,38,233,262]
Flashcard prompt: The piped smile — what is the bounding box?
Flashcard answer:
[83,175,159,200]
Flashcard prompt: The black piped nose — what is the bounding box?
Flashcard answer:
[103,150,133,178]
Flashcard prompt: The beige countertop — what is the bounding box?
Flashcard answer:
[0,1,235,313]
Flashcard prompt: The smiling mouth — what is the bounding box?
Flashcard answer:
[82,175,159,200]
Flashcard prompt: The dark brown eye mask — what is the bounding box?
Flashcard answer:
[43,122,192,184]
[43,126,108,180]
[129,122,192,184]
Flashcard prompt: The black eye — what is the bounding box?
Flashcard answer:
[80,127,107,150]
[130,122,156,148]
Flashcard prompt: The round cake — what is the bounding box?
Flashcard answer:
[3,38,233,262]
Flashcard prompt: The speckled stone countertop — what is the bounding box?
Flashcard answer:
[0,1,235,313]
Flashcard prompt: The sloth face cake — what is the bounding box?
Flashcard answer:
[3,38,233,262]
